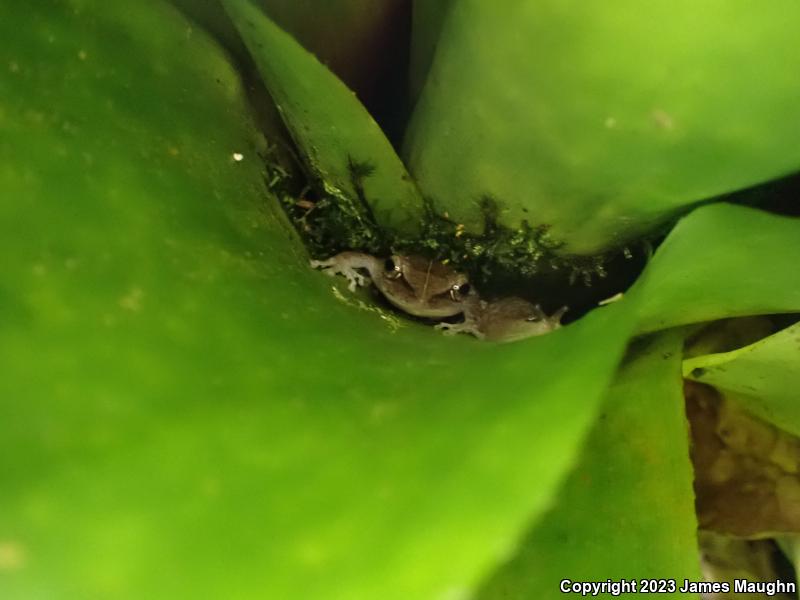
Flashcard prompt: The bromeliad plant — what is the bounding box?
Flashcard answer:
[2,0,800,598]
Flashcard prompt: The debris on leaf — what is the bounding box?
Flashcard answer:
[686,382,800,537]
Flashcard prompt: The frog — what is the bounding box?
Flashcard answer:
[438,296,568,343]
[310,251,470,318]
[311,251,567,341]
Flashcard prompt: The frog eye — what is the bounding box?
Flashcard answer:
[384,258,402,279]
[449,282,471,301]
[526,304,545,322]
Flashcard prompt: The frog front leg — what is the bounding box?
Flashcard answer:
[310,251,382,292]
[434,298,486,340]
[435,319,485,340]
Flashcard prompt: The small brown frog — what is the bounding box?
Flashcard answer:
[438,297,567,342]
[311,251,566,341]
[310,252,469,318]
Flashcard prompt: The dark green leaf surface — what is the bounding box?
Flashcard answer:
[479,331,700,599]
[223,0,424,236]
[404,0,800,254]
[409,0,454,100]
[684,322,800,437]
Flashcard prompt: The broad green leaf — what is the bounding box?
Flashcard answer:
[630,204,800,334]
[223,0,425,236]
[404,0,800,254]
[684,322,800,437]
[0,2,637,598]
[479,331,701,599]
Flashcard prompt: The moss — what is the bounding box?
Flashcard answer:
[265,147,645,294]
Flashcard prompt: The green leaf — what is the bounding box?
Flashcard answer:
[4,2,800,599]
[0,2,637,597]
[630,204,800,334]
[404,0,800,254]
[223,0,425,236]
[684,322,800,437]
[478,331,701,599]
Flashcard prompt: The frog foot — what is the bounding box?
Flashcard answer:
[309,259,368,292]
[435,319,484,340]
